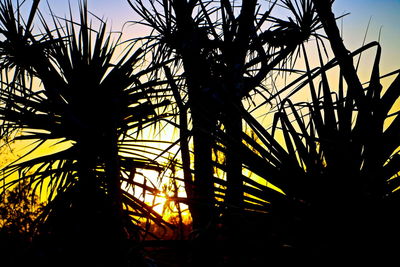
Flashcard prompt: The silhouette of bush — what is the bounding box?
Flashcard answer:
[0,180,44,265]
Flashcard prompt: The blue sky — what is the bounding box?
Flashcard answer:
[44,0,135,29]
[333,0,400,73]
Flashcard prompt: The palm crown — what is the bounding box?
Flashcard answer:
[0,1,170,263]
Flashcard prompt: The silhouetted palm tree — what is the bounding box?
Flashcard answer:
[129,0,321,235]
[0,1,170,265]
[131,0,400,264]
[128,1,326,265]
[239,18,400,264]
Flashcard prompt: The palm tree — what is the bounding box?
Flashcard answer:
[0,0,170,265]
[239,25,400,262]
[129,0,322,243]
[129,1,324,264]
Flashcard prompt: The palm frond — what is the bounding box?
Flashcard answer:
[0,1,173,244]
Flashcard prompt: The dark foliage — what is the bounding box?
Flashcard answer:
[0,0,171,265]
[0,180,44,266]
[0,0,399,266]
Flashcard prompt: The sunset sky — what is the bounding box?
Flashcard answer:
[38,0,399,170]
[0,0,400,260]
[7,0,397,161]
[6,0,399,169]
[41,0,400,74]
[1,0,398,221]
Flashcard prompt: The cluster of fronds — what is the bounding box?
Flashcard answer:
[0,0,172,241]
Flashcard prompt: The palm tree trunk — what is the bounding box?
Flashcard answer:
[224,96,243,209]
[70,131,126,265]
[171,0,217,235]
[312,0,366,109]
[190,105,217,232]
[222,94,245,265]
[179,57,217,239]
[223,0,255,210]
[188,101,219,267]
[73,143,104,264]
[103,129,127,265]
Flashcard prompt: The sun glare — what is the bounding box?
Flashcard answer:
[122,167,191,223]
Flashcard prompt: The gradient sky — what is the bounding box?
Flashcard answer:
[40,0,400,75]
[333,0,400,74]
[3,0,398,204]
